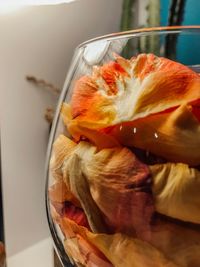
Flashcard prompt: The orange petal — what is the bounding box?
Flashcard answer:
[61,103,120,149]
[69,54,200,129]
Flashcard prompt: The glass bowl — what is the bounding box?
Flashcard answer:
[45,26,200,267]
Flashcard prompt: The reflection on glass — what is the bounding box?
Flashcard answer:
[45,26,200,267]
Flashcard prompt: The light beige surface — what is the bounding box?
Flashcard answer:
[7,238,53,267]
[0,0,122,260]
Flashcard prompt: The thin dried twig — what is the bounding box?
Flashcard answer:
[26,75,61,124]
[45,107,55,124]
[26,75,61,95]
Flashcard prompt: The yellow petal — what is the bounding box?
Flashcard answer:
[60,217,179,267]
[150,162,200,224]
[54,208,200,267]
[88,231,179,267]
[149,218,200,267]
[109,104,200,165]
[50,134,76,181]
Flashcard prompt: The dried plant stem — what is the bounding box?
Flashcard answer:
[26,75,60,124]
[26,75,61,95]
[45,107,55,124]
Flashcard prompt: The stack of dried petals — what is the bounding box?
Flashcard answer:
[49,54,200,267]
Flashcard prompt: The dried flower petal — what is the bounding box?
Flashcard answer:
[58,217,113,267]
[149,218,200,267]
[50,134,76,181]
[55,135,154,238]
[61,103,120,149]
[150,162,200,224]
[108,104,200,165]
[49,181,80,206]
[69,54,200,129]
[60,217,179,267]
[53,209,200,267]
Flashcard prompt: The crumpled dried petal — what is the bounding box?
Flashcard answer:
[69,53,200,129]
[149,218,200,267]
[57,215,113,267]
[52,200,90,229]
[108,104,200,165]
[50,134,76,181]
[59,217,179,267]
[48,181,80,207]
[61,103,120,149]
[58,135,153,239]
[63,151,108,233]
[88,229,180,267]
[53,205,200,267]
[150,162,200,224]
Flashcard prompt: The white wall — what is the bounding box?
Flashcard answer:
[0,0,122,261]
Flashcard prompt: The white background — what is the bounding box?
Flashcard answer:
[0,0,122,265]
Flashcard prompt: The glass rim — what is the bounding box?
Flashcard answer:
[77,25,200,49]
[45,24,200,266]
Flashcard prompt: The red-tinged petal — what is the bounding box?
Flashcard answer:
[63,203,91,229]
[68,54,200,131]
[51,201,90,229]
[192,101,200,122]
[59,218,113,267]
[100,61,129,95]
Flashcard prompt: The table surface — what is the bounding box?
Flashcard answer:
[6,238,54,267]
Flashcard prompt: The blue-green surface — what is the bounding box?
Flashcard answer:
[160,0,200,64]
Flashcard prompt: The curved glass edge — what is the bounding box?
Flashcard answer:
[77,25,200,50]
[45,46,84,267]
[45,25,200,266]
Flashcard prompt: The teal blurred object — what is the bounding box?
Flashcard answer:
[161,0,200,64]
